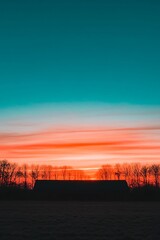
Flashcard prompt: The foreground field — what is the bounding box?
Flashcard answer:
[0,201,160,240]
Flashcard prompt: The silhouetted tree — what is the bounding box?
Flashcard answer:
[121,163,132,185]
[21,164,28,189]
[46,165,52,180]
[52,166,59,180]
[60,166,71,180]
[140,165,149,185]
[15,168,23,185]
[30,165,40,188]
[40,165,48,180]
[115,164,122,180]
[131,163,141,187]
[0,160,17,186]
[97,166,108,180]
[150,164,160,187]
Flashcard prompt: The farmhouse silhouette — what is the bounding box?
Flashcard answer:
[34,180,129,200]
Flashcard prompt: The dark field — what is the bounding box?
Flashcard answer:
[0,201,160,240]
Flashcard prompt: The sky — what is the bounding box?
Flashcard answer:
[0,0,160,172]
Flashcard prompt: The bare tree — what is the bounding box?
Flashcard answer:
[114,164,122,180]
[60,166,69,180]
[121,163,132,186]
[15,167,24,185]
[140,165,149,186]
[46,165,53,180]
[52,166,59,180]
[131,163,141,187]
[0,160,17,186]
[21,164,28,189]
[97,165,112,180]
[30,165,40,188]
[0,160,10,185]
[40,165,47,179]
[150,164,160,187]
[72,169,85,180]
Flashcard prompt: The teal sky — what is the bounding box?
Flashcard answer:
[0,0,160,108]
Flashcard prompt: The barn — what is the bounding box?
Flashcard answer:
[33,180,129,200]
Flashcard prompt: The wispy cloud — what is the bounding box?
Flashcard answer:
[0,103,160,167]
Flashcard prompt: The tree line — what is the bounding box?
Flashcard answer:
[0,160,160,189]
[0,160,88,189]
[96,163,160,187]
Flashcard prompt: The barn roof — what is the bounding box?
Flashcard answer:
[34,180,129,192]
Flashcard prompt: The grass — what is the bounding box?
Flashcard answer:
[0,201,160,240]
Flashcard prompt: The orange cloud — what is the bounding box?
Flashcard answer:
[0,124,160,168]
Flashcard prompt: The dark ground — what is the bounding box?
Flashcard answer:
[0,201,160,240]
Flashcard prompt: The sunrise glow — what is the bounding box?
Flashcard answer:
[0,104,159,175]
